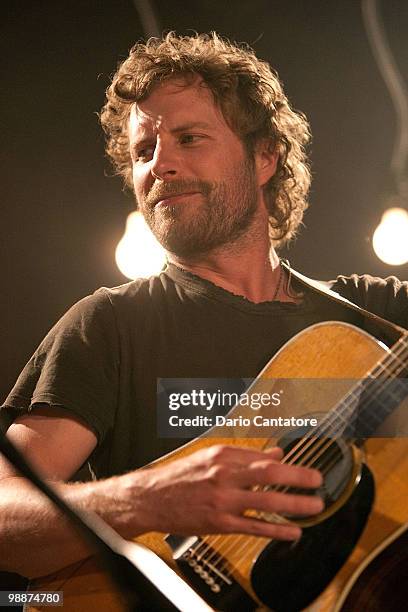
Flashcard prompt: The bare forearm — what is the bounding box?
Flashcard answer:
[0,445,324,579]
[0,474,144,579]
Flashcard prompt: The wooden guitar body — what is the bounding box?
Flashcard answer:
[29,322,408,611]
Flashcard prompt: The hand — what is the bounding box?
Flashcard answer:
[122,444,323,540]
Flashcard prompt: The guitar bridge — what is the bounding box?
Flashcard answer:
[165,535,233,593]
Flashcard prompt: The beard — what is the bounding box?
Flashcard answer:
[137,156,259,258]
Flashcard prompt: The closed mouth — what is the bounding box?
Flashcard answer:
[155,191,200,205]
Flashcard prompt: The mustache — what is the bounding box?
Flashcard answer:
[145,179,212,207]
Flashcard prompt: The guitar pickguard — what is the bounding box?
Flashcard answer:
[251,464,375,611]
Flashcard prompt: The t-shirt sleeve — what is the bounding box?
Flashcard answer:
[332,274,408,330]
[0,288,119,444]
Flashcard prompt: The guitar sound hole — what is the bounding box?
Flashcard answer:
[277,428,355,518]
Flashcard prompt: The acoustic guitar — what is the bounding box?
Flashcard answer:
[28,321,408,611]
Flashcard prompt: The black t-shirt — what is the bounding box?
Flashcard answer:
[1,264,407,479]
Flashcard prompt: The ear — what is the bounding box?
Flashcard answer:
[254,139,279,187]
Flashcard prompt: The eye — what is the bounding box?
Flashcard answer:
[134,144,155,162]
[179,134,203,145]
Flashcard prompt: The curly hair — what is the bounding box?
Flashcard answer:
[100,32,311,246]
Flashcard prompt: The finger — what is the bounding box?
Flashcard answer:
[235,459,323,489]
[218,513,302,541]
[264,447,284,460]
[205,444,284,467]
[235,488,324,516]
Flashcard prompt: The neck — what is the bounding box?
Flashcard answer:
[166,226,295,304]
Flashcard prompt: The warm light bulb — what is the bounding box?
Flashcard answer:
[372,207,408,265]
[115,211,166,279]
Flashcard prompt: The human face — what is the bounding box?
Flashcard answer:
[129,78,263,258]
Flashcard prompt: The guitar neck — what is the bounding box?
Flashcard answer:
[321,334,408,441]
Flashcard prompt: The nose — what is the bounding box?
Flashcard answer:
[150,140,179,180]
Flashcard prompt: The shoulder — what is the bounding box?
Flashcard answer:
[330,273,408,328]
[331,273,408,302]
[58,271,173,322]
[97,270,176,305]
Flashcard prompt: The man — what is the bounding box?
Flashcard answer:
[0,32,407,583]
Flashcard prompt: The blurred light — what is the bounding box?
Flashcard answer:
[115,211,166,279]
[372,207,408,265]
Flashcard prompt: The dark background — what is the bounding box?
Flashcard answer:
[2,0,408,404]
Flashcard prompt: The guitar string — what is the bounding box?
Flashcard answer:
[200,439,348,579]
[204,437,347,580]
[196,444,349,589]
[210,422,376,580]
[239,350,405,580]
[208,430,399,584]
[190,335,408,571]
[206,336,408,581]
[188,334,408,577]
[187,334,408,582]
[207,335,408,580]
[192,397,408,581]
